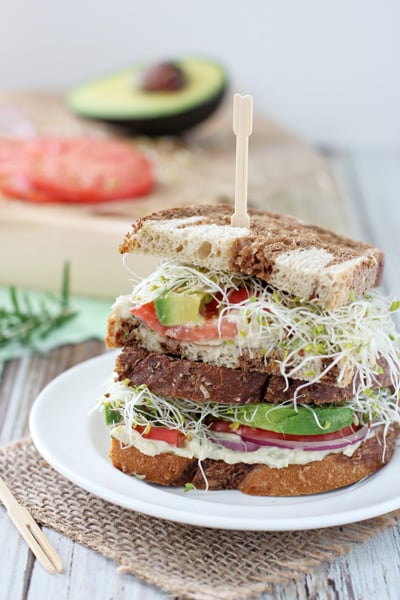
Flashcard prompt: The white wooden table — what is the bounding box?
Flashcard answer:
[1,151,400,600]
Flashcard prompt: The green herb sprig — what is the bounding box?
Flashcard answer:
[0,263,77,349]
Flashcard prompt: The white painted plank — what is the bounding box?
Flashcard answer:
[352,154,400,295]
[25,526,166,600]
[0,356,31,444]
[331,151,400,333]
[258,524,400,600]
[0,511,33,600]
[331,152,400,297]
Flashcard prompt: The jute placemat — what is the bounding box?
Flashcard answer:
[1,438,399,600]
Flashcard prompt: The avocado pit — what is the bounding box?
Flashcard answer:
[139,61,187,92]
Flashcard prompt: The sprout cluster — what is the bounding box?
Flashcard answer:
[128,260,400,401]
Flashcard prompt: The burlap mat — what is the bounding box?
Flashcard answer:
[1,438,399,600]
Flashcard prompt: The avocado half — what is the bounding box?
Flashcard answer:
[66,58,228,135]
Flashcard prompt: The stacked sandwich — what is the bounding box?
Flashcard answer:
[102,205,400,496]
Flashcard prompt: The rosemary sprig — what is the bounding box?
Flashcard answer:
[0,263,77,349]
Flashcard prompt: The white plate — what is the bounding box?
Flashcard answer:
[29,351,400,531]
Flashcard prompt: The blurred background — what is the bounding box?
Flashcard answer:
[1,0,399,149]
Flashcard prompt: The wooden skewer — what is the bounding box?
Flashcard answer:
[231,93,253,228]
[0,476,63,574]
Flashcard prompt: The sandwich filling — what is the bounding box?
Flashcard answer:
[102,258,400,484]
[113,259,400,399]
[102,379,397,468]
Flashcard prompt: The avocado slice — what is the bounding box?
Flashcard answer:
[231,404,354,435]
[154,292,206,326]
[103,403,123,426]
[66,58,227,135]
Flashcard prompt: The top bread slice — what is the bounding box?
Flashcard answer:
[120,204,384,309]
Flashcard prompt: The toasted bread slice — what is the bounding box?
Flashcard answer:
[115,344,393,405]
[120,205,384,309]
[109,424,399,496]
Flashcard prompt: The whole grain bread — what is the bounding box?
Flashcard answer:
[109,424,399,496]
[116,344,392,405]
[119,205,384,309]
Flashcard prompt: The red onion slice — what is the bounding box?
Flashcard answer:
[209,435,260,452]
[240,425,369,452]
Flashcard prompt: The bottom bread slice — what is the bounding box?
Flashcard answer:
[109,425,399,496]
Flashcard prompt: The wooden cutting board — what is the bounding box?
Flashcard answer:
[0,92,347,299]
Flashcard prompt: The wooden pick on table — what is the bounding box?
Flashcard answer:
[231,94,253,228]
[0,476,63,574]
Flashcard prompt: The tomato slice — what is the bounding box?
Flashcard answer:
[0,140,54,202]
[228,288,251,304]
[136,287,249,340]
[0,137,154,204]
[167,289,247,340]
[30,138,154,203]
[131,302,167,336]
[0,139,34,169]
[131,302,238,341]
[166,318,237,341]
[135,425,186,447]
[0,173,55,203]
[209,420,359,442]
[200,293,222,318]
[201,288,251,318]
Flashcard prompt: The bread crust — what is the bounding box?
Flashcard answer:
[119,205,384,309]
[110,440,197,486]
[109,424,399,496]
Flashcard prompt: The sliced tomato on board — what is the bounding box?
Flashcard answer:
[0,139,51,202]
[209,420,360,442]
[131,302,238,341]
[0,137,154,204]
[29,138,154,203]
[134,425,186,447]
[0,173,55,203]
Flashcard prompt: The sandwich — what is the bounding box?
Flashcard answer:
[102,204,400,496]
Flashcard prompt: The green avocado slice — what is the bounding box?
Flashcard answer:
[104,394,353,436]
[66,58,227,135]
[229,404,354,435]
[154,291,207,326]
[104,403,123,426]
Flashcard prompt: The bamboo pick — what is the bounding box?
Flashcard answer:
[0,476,63,574]
[231,94,253,228]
